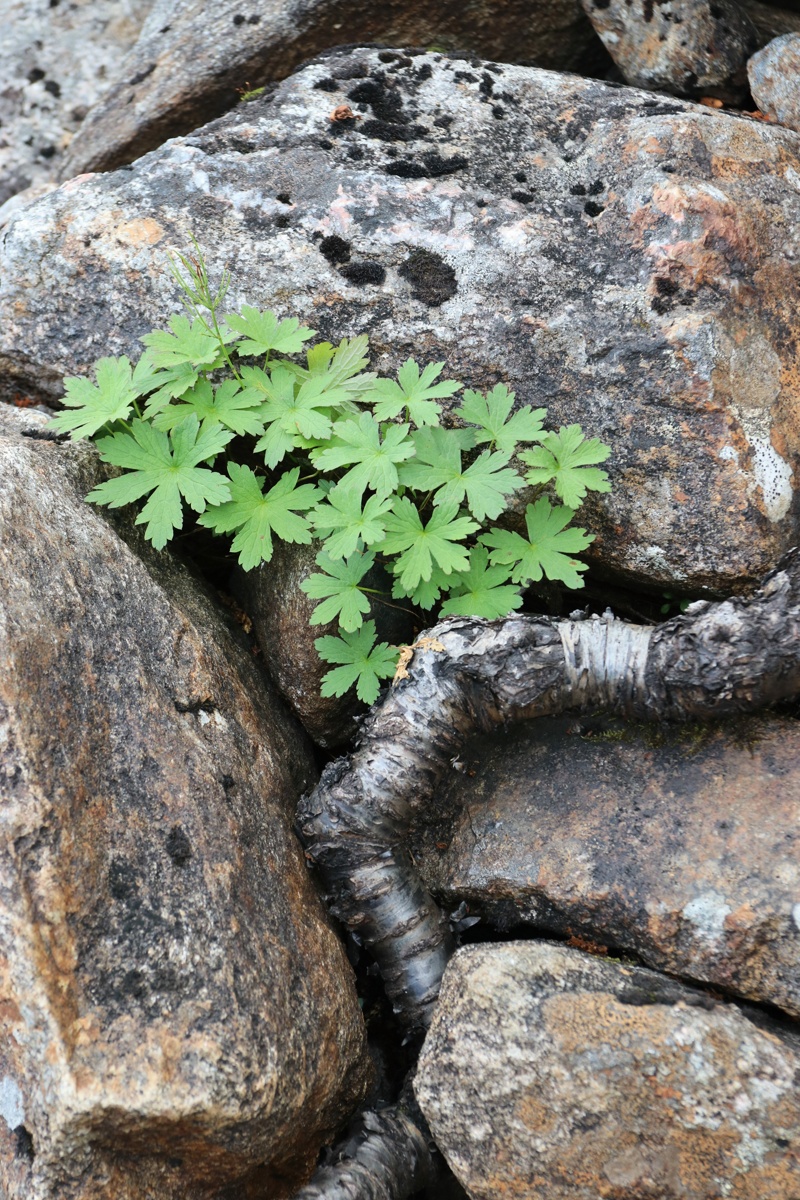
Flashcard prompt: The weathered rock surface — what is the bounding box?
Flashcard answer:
[414,713,800,1019]
[0,406,371,1200]
[0,0,150,219]
[748,33,800,132]
[234,543,413,748]
[3,51,800,592]
[415,941,800,1200]
[60,0,601,178]
[581,0,758,102]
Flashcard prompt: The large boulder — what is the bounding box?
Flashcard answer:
[59,0,600,178]
[0,0,150,219]
[748,32,800,133]
[415,942,800,1200]
[3,50,800,593]
[0,406,371,1200]
[413,713,800,1019]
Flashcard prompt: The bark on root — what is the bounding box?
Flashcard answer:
[297,551,800,1030]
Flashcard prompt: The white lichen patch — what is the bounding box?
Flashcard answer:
[682,891,731,942]
[0,1075,24,1129]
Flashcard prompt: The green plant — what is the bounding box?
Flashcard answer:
[50,242,611,703]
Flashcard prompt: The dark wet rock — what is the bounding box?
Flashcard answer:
[415,941,800,1200]
[0,406,371,1200]
[748,33,800,132]
[744,0,800,45]
[414,713,800,1019]
[233,542,413,748]
[580,0,758,102]
[3,50,800,592]
[60,0,600,178]
[0,0,149,222]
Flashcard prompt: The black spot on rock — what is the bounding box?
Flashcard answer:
[313,78,340,92]
[128,63,156,86]
[276,192,291,204]
[44,80,61,97]
[514,171,527,182]
[480,73,495,97]
[588,179,605,195]
[360,118,419,142]
[109,858,138,901]
[14,1126,34,1161]
[320,234,351,264]
[413,63,433,81]
[39,145,56,159]
[584,200,605,217]
[340,261,387,285]
[454,71,478,84]
[384,159,427,179]
[347,78,405,124]
[492,106,505,119]
[434,115,453,128]
[233,12,245,24]
[248,13,260,22]
[346,144,364,159]
[165,824,192,867]
[318,138,333,150]
[511,190,535,203]
[26,68,45,83]
[398,249,457,307]
[274,214,291,229]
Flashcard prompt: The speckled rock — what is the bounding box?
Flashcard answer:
[0,405,371,1200]
[414,713,800,1019]
[0,0,150,219]
[748,33,800,132]
[580,0,758,102]
[233,543,413,748]
[415,941,800,1200]
[60,0,600,178]
[3,50,800,592]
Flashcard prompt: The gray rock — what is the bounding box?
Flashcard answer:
[748,32,800,132]
[3,50,800,593]
[580,0,757,102]
[60,0,599,178]
[0,407,371,1200]
[415,941,800,1200]
[413,714,800,1019]
[234,543,413,748]
[0,0,150,218]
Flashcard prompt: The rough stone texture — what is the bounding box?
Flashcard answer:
[414,713,800,1019]
[748,33,800,133]
[234,543,414,748]
[744,1,800,46]
[0,0,150,219]
[60,0,601,179]
[3,51,800,592]
[0,405,371,1200]
[415,941,800,1200]
[580,0,758,102]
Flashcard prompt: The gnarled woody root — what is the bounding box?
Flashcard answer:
[297,550,800,1030]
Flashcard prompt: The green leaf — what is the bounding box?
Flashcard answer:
[390,560,457,609]
[381,497,478,591]
[480,497,594,589]
[226,306,316,357]
[311,485,391,559]
[439,546,523,618]
[140,315,222,370]
[300,550,376,632]
[310,413,416,496]
[369,359,461,426]
[153,378,265,436]
[315,621,398,704]
[87,415,233,549]
[305,335,376,396]
[48,357,138,439]
[455,384,547,454]
[249,366,351,445]
[398,427,521,521]
[197,464,321,569]
[521,424,611,508]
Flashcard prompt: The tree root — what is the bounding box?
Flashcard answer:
[297,551,800,1029]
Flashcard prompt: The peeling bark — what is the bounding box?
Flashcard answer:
[297,552,800,1029]
[293,1098,436,1200]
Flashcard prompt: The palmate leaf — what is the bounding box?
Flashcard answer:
[369,359,461,426]
[479,496,594,589]
[381,497,478,592]
[300,550,375,632]
[398,426,521,522]
[198,464,321,569]
[315,621,398,704]
[87,415,233,549]
[310,414,416,497]
[153,378,265,436]
[304,336,376,396]
[390,560,459,609]
[49,356,138,438]
[226,306,316,357]
[140,315,223,370]
[439,545,523,619]
[311,485,391,559]
[455,383,547,454]
[522,424,611,508]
